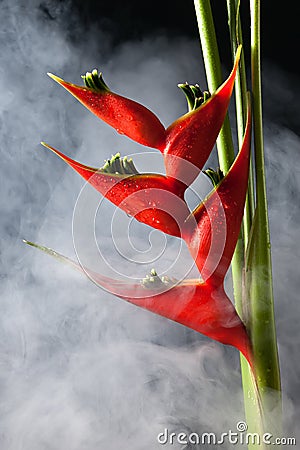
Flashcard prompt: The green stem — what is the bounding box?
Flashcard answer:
[248,0,282,427]
[226,3,264,447]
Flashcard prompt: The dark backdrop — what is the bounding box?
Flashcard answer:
[65,0,299,75]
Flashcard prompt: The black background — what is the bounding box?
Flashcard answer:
[65,0,299,76]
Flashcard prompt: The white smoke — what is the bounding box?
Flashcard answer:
[0,1,299,448]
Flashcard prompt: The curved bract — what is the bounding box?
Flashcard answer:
[47,72,166,149]
[41,143,190,237]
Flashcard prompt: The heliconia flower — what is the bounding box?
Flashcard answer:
[48,46,241,188]
[41,144,191,237]
[23,241,252,366]
[32,46,255,370]
[28,96,252,367]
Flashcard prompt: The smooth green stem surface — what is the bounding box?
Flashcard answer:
[247,0,281,438]
[250,0,281,392]
[226,4,264,447]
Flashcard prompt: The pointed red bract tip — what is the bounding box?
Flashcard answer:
[48,73,166,149]
[163,46,242,187]
[41,143,190,237]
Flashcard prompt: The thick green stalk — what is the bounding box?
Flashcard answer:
[193,0,244,309]
[226,3,264,447]
[247,0,281,431]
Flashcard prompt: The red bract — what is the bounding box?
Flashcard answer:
[24,241,252,366]
[47,72,166,149]
[164,45,241,186]
[184,95,252,285]
[41,143,190,237]
[89,275,252,364]
[116,283,251,365]
[48,46,241,188]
